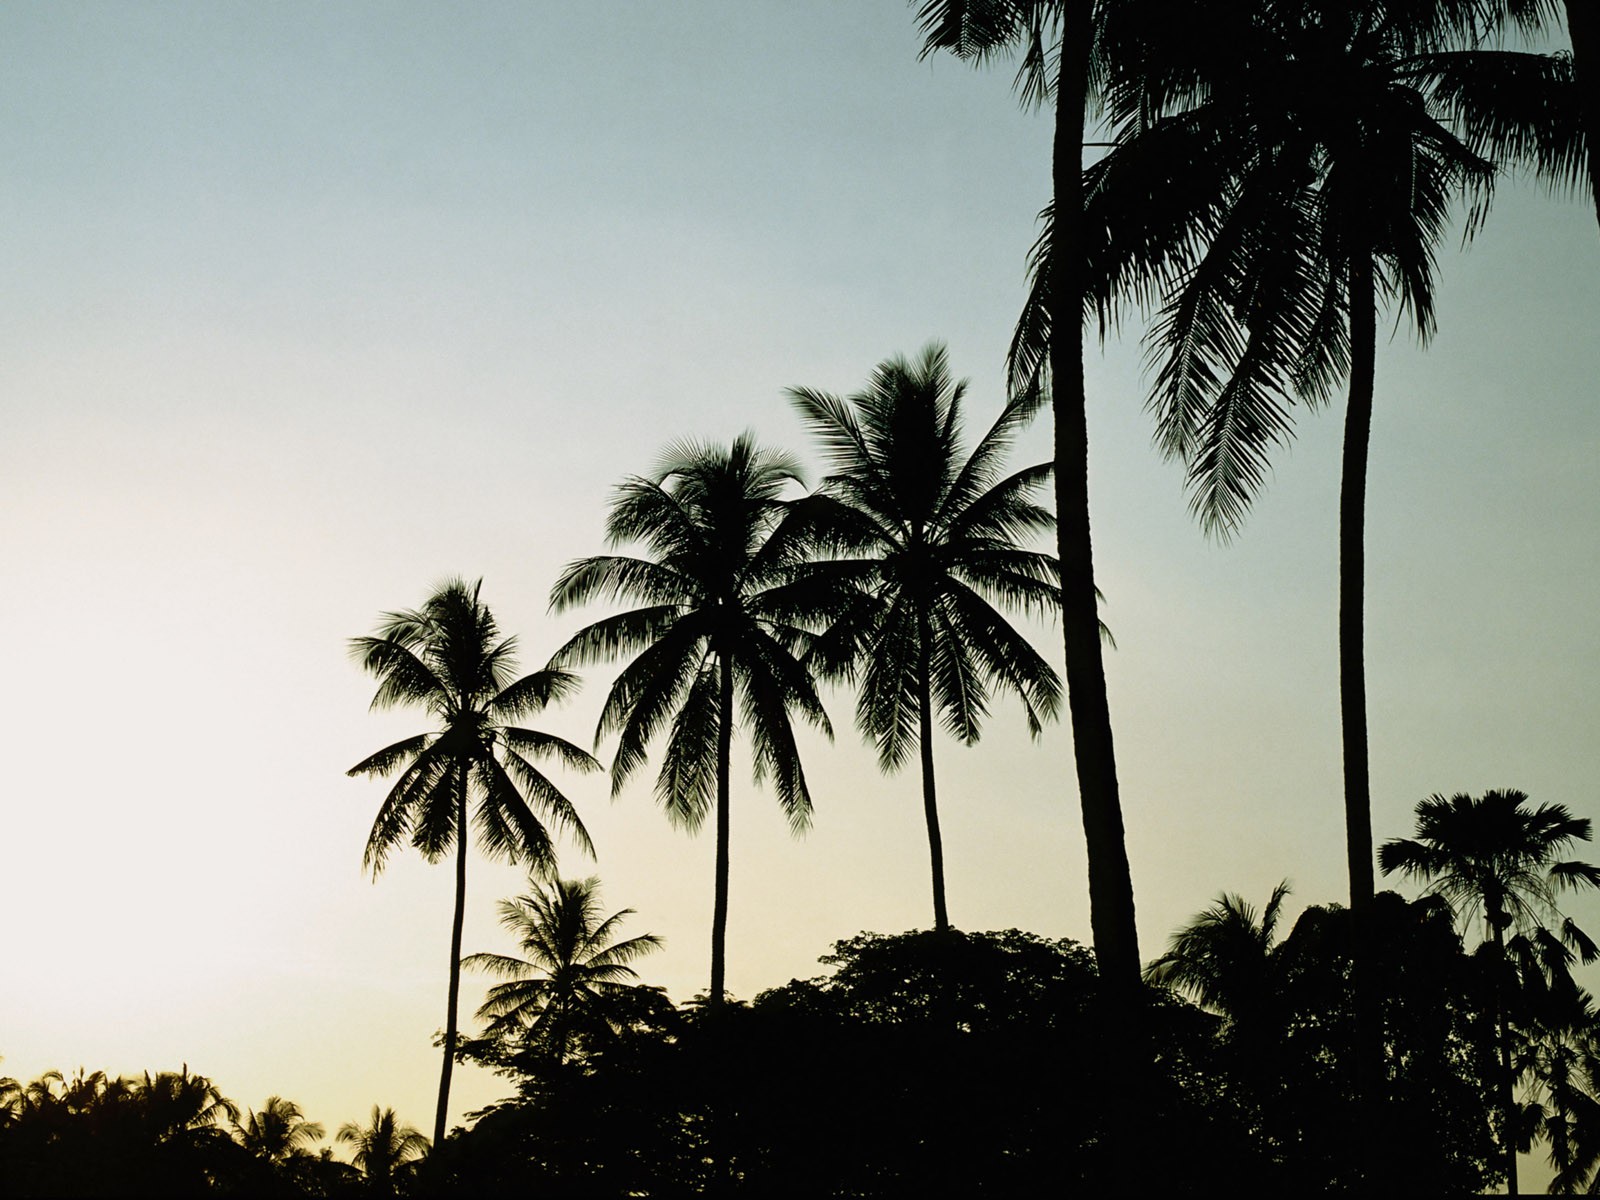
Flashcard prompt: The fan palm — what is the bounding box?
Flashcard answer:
[336,1106,429,1195]
[465,875,664,1064]
[348,578,600,1147]
[787,343,1062,932]
[549,436,832,1004]
[1381,788,1600,1190]
[915,0,1141,995]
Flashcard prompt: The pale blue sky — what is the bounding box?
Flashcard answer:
[4,1,1598,1165]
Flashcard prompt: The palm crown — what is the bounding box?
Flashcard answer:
[1380,789,1600,962]
[464,875,664,1064]
[349,578,598,875]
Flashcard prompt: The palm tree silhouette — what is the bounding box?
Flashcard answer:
[1081,7,1580,1161]
[1145,881,1293,1030]
[549,436,832,1005]
[233,1095,324,1164]
[336,1106,429,1196]
[1473,0,1599,230]
[348,578,600,1147]
[464,875,664,1064]
[915,0,1141,993]
[1381,789,1600,1191]
[787,343,1061,932]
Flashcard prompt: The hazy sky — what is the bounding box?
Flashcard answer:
[5,0,1598,1158]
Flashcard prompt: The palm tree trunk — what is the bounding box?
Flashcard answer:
[1050,0,1140,993]
[434,763,468,1149]
[1565,0,1600,233]
[916,608,950,933]
[1342,253,1380,1185]
[1490,914,1519,1194]
[710,651,733,1005]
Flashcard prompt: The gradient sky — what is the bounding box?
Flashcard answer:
[5,0,1598,1163]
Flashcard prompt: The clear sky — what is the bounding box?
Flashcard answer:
[5,0,1598,1163]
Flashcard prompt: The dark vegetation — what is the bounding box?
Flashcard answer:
[9,0,1598,1194]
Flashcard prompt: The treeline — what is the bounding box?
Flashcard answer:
[0,1071,423,1197]
[10,867,1597,1196]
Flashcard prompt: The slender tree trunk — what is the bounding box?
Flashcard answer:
[1051,1,1140,993]
[916,607,950,933]
[710,651,733,1005]
[1490,913,1519,1194]
[434,763,469,1150]
[1565,0,1600,233]
[1342,254,1380,1186]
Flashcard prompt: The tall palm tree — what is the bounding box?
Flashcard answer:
[336,1106,429,1196]
[1380,788,1600,1191]
[915,0,1142,997]
[464,875,664,1064]
[1081,7,1580,1168]
[787,343,1062,932]
[549,436,832,1005]
[1085,0,1582,922]
[348,578,600,1148]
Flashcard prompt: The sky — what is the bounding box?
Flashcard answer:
[5,0,1599,1171]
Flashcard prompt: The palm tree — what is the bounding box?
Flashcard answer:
[1081,6,1582,1167]
[786,343,1062,932]
[233,1095,325,1166]
[464,875,664,1064]
[348,578,600,1148]
[1380,788,1600,1191]
[1087,0,1585,915]
[549,436,832,1005]
[1145,882,1293,1031]
[915,0,1141,998]
[336,1106,429,1196]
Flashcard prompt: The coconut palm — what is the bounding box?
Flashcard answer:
[1381,788,1600,1190]
[336,1106,429,1195]
[233,1095,325,1164]
[549,435,832,1005]
[348,578,600,1147]
[915,0,1141,995]
[464,875,664,1064]
[1469,0,1597,229]
[1080,6,1583,1164]
[1085,0,1584,922]
[787,343,1062,932]
[1145,881,1293,1031]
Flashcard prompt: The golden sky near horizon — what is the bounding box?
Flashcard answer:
[4,5,1598,1184]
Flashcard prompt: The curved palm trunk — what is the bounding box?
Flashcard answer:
[434,763,469,1149]
[710,651,733,1005]
[1342,254,1380,1185]
[1051,1,1140,993]
[1565,0,1600,233]
[916,607,950,933]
